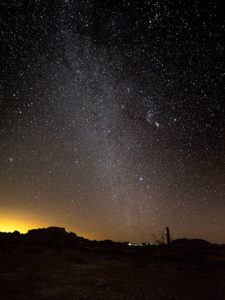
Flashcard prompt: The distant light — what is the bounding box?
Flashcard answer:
[139,177,143,182]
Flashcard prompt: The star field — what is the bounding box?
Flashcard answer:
[0,0,225,242]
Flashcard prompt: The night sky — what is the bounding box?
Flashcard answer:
[0,0,225,243]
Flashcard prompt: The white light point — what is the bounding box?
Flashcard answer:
[155,121,160,128]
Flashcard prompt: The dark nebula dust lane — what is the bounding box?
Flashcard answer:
[0,0,225,242]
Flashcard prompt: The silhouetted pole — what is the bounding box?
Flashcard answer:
[166,226,171,245]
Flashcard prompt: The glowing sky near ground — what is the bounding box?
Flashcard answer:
[0,0,224,243]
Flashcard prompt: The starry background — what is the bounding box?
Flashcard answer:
[0,0,225,242]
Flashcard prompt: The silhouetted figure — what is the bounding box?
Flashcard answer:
[166,226,171,245]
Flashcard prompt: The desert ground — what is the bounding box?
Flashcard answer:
[1,239,225,300]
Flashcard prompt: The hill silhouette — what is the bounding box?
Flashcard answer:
[171,238,212,247]
[0,226,126,249]
[0,227,89,249]
[0,226,221,247]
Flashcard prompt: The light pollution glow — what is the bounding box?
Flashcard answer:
[0,215,49,233]
[0,212,95,240]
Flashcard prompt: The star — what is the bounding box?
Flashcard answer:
[155,121,160,128]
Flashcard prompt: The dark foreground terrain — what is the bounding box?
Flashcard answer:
[0,228,225,300]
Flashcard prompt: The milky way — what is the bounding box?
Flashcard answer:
[0,0,225,242]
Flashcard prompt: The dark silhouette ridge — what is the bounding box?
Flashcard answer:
[0,227,89,249]
[27,227,78,241]
[171,238,212,247]
[0,227,126,249]
[0,226,222,247]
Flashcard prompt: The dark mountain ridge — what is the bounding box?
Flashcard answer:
[0,226,223,248]
[0,227,126,248]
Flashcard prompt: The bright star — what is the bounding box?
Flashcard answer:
[155,121,160,128]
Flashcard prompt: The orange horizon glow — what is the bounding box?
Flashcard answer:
[0,213,95,240]
[0,217,47,234]
[0,209,56,234]
[0,224,99,241]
